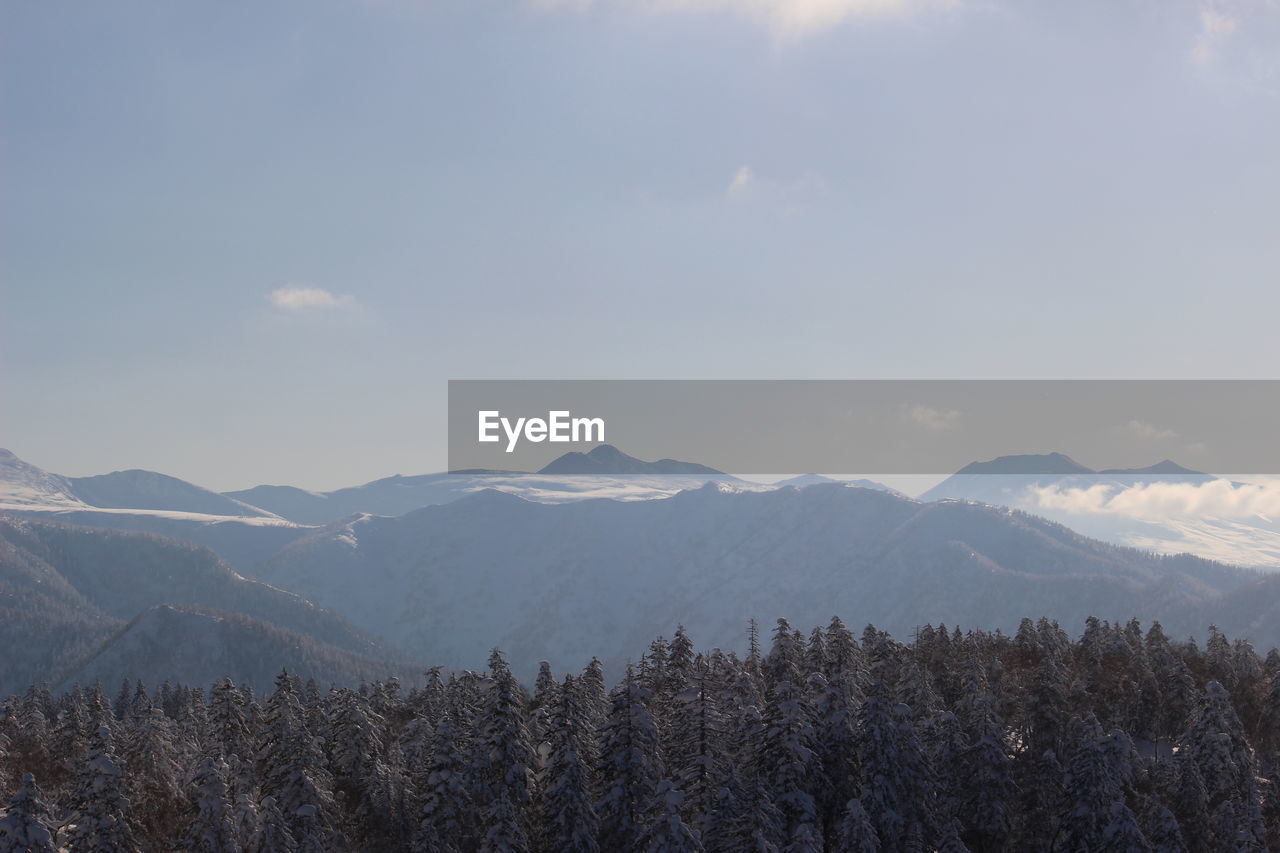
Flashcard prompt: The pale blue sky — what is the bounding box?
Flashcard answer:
[2,0,1278,490]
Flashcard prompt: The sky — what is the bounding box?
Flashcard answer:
[2,0,1278,491]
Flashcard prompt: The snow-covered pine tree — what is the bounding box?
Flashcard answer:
[0,773,57,853]
[255,671,339,849]
[1138,798,1187,853]
[833,798,880,853]
[756,668,818,847]
[209,678,252,763]
[596,668,665,853]
[250,796,295,853]
[954,660,1012,851]
[539,675,599,853]
[636,780,703,853]
[856,681,937,850]
[476,650,535,853]
[65,725,140,853]
[178,755,239,853]
[415,712,474,853]
[122,704,184,851]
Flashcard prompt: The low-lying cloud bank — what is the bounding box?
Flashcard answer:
[1029,478,1280,521]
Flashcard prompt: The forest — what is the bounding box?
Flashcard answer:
[1,615,1279,852]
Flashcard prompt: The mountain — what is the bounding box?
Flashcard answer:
[254,482,1269,679]
[59,604,413,694]
[0,448,81,508]
[536,444,731,476]
[0,515,412,692]
[773,474,904,495]
[1099,460,1209,477]
[224,446,740,525]
[920,453,1215,504]
[67,468,277,518]
[951,452,1096,477]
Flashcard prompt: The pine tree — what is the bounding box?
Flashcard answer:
[122,704,184,850]
[256,672,339,848]
[476,650,535,852]
[857,682,937,850]
[250,796,295,853]
[833,798,880,853]
[757,671,817,845]
[954,661,1012,851]
[0,774,57,853]
[540,675,599,853]
[209,678,252,763]
[596,669,665,853]
[416,713,474,852]
[178,756,240,853]
[636,780,703,853]
[66,725,140,853]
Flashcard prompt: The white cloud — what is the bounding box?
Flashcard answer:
[907,404,961,431]
[727,165,755,199]
[268,287,356,311]
[725,164,828,208]
[1121,419,1178,441]
[1029,478,1280,521]
[538,0,957,36]
[1193,0,1241,65]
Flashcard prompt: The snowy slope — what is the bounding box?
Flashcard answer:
[68,468,278,518]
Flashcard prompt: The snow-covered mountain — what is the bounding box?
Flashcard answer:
[254,482,1272,678]
[0,448,82,508]
[919,453,1280,568]
[67,468,277,518]
[225,445,744,524]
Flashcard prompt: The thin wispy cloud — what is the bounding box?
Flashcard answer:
[1193,0,1241,66]
[725,165,829,210]
[1121,419,1178,441]
[538,0,958,36]
[268,287,356,312]
[727,165,755,199]
[907,404,961,431]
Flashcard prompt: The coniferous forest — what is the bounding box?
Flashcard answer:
[2,616,1279,852]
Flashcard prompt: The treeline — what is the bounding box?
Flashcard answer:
[2,616,1280,852]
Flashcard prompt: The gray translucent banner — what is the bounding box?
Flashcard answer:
[447,380,1280,475]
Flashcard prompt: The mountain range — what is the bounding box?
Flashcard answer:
[0,516,415,693]
[254,482,1277,677]
[4,445,1280,686]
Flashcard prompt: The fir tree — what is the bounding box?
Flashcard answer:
[0,774,57,853]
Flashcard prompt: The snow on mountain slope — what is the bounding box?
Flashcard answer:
[68,468,278,517]
[228,471,752,524]
[255,482,1266,679]
[0,448,84,508]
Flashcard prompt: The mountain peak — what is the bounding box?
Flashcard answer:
[537,445,727,477]
[1099,459,1207,477]
[954,452,1094,476]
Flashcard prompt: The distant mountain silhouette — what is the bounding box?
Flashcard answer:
[537,444,732,476]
